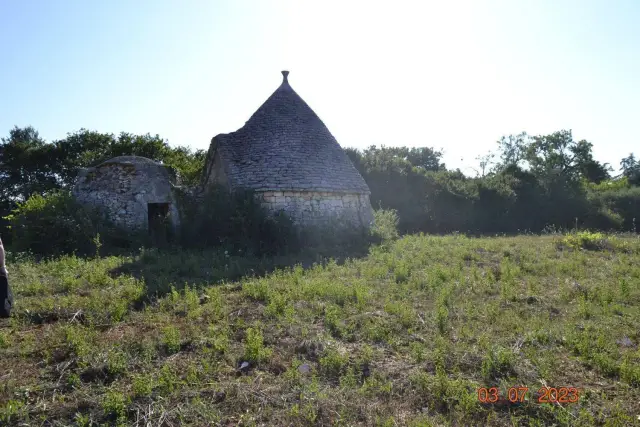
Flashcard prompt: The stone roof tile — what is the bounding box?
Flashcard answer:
[207,71,370,194]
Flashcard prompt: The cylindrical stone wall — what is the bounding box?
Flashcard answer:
[255,190,373,228]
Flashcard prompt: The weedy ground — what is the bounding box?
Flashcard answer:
[1,232,640,426]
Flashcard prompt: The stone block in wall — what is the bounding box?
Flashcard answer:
[255,189,373,229]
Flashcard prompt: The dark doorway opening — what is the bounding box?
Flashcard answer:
[148,203,171,246]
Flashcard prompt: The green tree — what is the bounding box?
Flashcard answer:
[50,129,116,188]
[51,129,205,188]
[0,126,60,201]
[526,130,610,183]
[161,146,206,187]
[620,153,640,186]
[494,132,530,171]
[347,145,445,173]
[492,130,609,184]
[52,130,167,186]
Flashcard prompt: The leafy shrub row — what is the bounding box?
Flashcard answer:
[348,151,640,235]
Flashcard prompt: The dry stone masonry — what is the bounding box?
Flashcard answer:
[255,191,372,226]
[73,156,180,231]
[73,71,373,233]
[202,70,374,229]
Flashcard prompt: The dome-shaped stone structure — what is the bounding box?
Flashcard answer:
[72,156,180,232]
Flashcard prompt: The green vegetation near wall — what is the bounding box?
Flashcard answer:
[2,125,640,254]
[346,131,640,235]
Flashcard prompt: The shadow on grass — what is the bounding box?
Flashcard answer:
[110,237,375,300]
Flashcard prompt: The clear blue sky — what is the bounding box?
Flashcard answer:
[1,0,638,173]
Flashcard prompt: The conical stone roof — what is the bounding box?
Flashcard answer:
[208,71,370,194]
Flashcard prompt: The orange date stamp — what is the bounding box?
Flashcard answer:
[477,386,580,404]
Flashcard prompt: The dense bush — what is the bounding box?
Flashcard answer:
[349,148,640,235]
[370,209,400,242]
[3,191,145,257]
[178,186,300,256]
[4,191,95,256]
[587,186,640,232]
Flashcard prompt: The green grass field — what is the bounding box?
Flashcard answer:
[1,232,640,426]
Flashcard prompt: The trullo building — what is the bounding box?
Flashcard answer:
[202,71,373,228]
